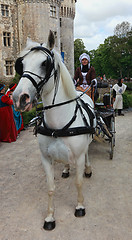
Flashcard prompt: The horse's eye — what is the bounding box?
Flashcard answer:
[42,60,47,68]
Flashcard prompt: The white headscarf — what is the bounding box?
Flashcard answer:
[79,53,90,63]
[79,53,90,69]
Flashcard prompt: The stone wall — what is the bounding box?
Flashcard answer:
[0,0,76,83]
[0,0,18,82]
[60,0,76,77]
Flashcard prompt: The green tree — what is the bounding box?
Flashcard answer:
[114,21,131,38]
[74,22,132,79]
[93,22,132,78]
[112,22,132,78]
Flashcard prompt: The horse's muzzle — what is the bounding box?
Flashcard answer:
[13,93,32,112]
[19,93,33,111]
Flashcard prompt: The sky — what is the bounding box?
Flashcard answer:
[74,0,132,51]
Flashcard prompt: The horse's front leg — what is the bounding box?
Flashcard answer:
[41,157,56,230]
[75,155,86,217]
[85,151,92,178]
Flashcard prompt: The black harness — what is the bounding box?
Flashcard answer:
[16,46,95,137]
[34,98,95,138]
[15,46,58,102]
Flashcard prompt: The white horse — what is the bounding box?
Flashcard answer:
[13,31,96,230]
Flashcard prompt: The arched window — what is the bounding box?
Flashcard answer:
[67,7,69,17]
[64,7,66,16]
[61,6,63,16]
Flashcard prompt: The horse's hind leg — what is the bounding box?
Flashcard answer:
[85,151,92,178]
[75,155,86,217]
[42,158,56,230]
[62,164,70,178]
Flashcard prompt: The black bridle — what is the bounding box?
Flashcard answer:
[20,46,58,101]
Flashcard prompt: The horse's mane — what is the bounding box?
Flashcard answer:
[20,39,77,99]
[52,49,77,99]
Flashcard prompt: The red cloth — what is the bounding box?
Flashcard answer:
[0,95,17,143]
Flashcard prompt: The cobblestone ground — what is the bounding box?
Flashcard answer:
[0,111,132,240]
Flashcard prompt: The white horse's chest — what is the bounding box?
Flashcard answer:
[38,132,90,165]
[38,136,71,164]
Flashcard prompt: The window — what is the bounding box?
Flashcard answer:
[61,6,63,16]
[1,4,9,17]
[61,43,63,52]
[3,32,11,46]
[5,61,13,75]
[50,5,56,17]
[64,7,66,16]
[60,18,62,27]
[67,7,69,17]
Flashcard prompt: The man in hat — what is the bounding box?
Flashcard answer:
[0,83,17,142]
[74,53,97,102]
[112,78,127,116]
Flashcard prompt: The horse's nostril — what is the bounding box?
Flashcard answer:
[20,94,30,107]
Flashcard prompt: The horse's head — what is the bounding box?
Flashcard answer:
[13,31,57,111]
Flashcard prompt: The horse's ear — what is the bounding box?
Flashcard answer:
[47,30,55,50]
[26,37,33,47]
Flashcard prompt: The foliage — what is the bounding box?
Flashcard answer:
[22,102,43,126]
[114,21,131,38]
[74,39,89,71]
[125,82,132,89]
[123,93,132,109]
[22,107,36,126]
[74,21,132,79]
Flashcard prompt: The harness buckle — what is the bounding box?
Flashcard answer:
[52,131,57,138]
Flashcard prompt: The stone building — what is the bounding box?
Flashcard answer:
[0,0,77,83]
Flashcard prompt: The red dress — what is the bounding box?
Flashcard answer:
[0,94,17,143]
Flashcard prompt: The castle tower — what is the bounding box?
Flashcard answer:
[60,0,77,77]
[15,0,61,51]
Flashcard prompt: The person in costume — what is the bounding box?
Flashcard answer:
[74,53,97,102]
[0,83,17,142]
[112,78,127,116]
[6,83,24,133]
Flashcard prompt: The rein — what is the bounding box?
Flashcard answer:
[37,85,94,111]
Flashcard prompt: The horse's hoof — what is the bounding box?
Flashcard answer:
[62,172,69,178]
[85,172,92,178]
[75,208,86,217]
[43,220,56,230]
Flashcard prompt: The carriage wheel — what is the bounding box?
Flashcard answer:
[109,115,115,159]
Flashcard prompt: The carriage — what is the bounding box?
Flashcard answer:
[94,83,115,159]
[13,31,115,230]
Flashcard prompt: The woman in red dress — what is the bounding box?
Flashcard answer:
[6,83,24,134]
[0,84,17,143]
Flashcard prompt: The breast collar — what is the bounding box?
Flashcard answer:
[34,98,95,138]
